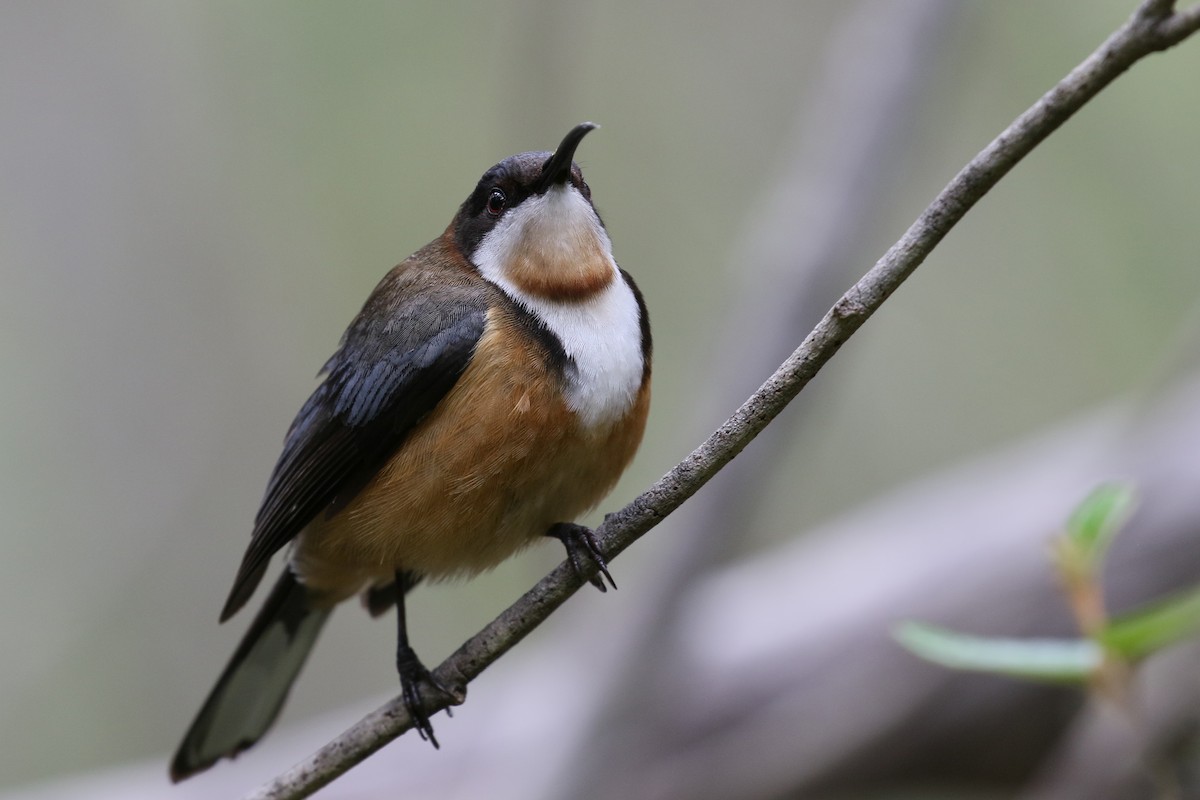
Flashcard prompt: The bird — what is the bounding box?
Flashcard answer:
[170,122,651,781]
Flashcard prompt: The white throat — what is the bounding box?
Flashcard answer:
[472,185,644,429]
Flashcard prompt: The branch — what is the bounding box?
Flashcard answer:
[248,3,1200,798]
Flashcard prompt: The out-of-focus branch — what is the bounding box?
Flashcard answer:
[248,2,1200,798]
[21,372,1200,800]
[604,373,1200,800]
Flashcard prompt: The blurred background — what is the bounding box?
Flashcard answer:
[3,1,1200,798]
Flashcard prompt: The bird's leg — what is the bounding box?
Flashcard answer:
[394,570,457,747]
[546,522,616,592]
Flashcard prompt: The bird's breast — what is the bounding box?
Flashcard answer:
[292,303,650,600]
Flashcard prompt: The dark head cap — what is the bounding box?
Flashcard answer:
[452,123,599,258]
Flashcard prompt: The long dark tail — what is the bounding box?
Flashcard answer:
[170,569,332,782]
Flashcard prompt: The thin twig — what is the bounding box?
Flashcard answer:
[248,3,1200,798]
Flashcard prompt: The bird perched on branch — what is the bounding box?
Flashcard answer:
[171,123,651,781]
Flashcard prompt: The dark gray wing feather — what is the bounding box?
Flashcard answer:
[220,267,488,621]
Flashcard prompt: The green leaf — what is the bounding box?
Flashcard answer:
[894,621,1101,684]
[1064,483,1135,565]
[1100,585,1200,662]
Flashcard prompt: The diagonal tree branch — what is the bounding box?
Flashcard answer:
[248,2,1200,798]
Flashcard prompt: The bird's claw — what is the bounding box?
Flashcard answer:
[396,647,461,748]
[548,522,617,592]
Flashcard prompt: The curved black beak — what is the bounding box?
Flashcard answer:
[535,122,597,193]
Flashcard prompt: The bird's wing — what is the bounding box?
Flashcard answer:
[219,261,490,620]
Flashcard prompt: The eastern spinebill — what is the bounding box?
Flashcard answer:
[170,123,651,780]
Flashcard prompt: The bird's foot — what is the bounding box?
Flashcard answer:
[396,646,462,748]
[547,522,617,592]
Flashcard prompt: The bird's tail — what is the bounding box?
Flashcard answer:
[170,568,332,782]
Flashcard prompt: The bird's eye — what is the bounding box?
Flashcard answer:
[486,188,507,217]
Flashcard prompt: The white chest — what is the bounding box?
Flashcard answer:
[471,184,645,429]
[526,276,644,429]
